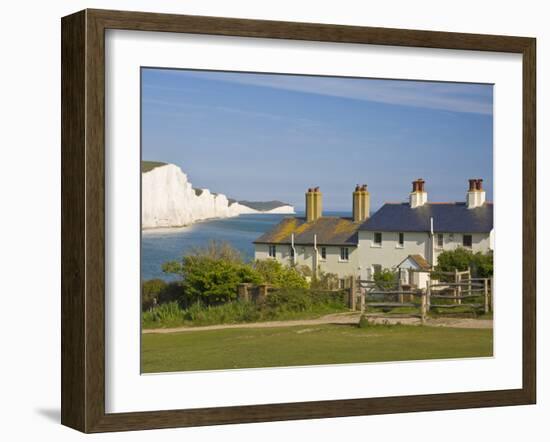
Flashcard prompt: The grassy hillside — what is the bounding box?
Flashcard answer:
[238,200,290,211]
[142,161,167,173]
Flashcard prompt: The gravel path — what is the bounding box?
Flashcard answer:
[143,312,493,334]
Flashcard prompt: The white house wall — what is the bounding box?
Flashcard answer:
[358,231,431,270]
[255,231,491,280]
[254,243,359,279]
[357,230,492,272]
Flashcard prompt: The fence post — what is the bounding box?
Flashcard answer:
[454,268,459,304]
[349,276,357,310]
[237,283,249,302]
[484,278,489,314]
[426,280,431,311]
[490,277,493,312]
[398,277,404,304]
[421,290,427,324]
[258,284,268,303]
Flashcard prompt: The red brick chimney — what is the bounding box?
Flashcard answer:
[466,178,486,209]
[410,178,428,208]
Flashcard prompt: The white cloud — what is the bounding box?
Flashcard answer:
[152,69,493,115]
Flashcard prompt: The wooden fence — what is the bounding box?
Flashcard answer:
[427,278,492,314]
[354,275,492,323]
[238,274,492,323]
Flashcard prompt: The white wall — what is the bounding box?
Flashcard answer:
[358,231,492,271]
[255,243,360,278]
[0,1,547,441]
[359,231,431,269]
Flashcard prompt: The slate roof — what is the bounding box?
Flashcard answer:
[397,254,431,271]
[360,202,493,233]
[253,217,360,246]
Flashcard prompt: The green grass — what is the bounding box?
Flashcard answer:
[141,323,493,373]
[141,161,167,172]
[142,301,348,329]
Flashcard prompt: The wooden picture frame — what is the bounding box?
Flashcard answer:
[61,8,536,433]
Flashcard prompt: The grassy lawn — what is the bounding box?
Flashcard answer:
[141,323,493,373]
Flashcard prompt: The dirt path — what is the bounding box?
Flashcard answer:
[143,312,493,334]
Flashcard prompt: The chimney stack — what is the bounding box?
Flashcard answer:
[410,178,428,208]
[466,178,486,209]
[305,187,323,222]
[353,184,370,222]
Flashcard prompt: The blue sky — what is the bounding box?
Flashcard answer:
[142,68,493,211]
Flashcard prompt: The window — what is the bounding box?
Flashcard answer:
[340,247,349,261]
[374,232,382,246]
[437,233,444,248]
[398,232,404,247]
[372,264,382,275]
[289,246,295,259]
[463,234,473,248]
[320,247,327,260]
[339,278,346,289]
[268,245,276,257]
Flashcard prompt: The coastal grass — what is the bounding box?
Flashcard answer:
[142,300,348,329]
[141,323,493,373]
[141,160,167,173]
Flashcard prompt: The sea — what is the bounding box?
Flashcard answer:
[141,211,348,281]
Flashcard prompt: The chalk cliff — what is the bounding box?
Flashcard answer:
[142,163,295,229]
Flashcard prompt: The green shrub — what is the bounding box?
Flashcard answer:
[254,259,309,289]
[142,301,184,327]
[142,278,167,311]
[162,241,262,306]
[310,269,340,290]
[374,268,397,290]
[435,247,493,278]
[358,314,370,328]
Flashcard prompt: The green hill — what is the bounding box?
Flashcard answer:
[238,200,290,211]
[142,161,167,173]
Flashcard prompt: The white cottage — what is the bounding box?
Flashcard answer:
[356,178,494,283]
[254,185,370,284]
[254,178,494,287]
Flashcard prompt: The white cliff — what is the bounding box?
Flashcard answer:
[142,163,295,229]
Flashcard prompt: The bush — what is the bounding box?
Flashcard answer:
[310,269,340,290]
[164,256,262,305]
[374,268,397,290]
[142,279,167,311]
[436,247,493,278]
[254,259,309,289]
[358,314,370,328]
[141,279,186,311]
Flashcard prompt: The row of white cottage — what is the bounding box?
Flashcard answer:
[254,179,493,287]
